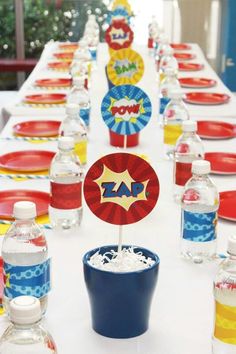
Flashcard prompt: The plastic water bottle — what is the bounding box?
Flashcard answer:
[1,202,50,315]
[67,76,91,127]
[148,16,159,56]
[163,89,189,159]
[212,235,236,354]
[173,120,204,202]
[73,40,92,79]
[59,103,87,165]
[180,160,219,263]
[0,296,57,353]
[159,46,178,82]
[49,137,83,230]
[155,34,170,72]
[159,66,180,119]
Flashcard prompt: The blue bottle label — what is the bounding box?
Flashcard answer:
[80,107,90,126]
[3,258,51,299]
[89,48,97,61]
[159,96,170,114]
[182,210,217,242]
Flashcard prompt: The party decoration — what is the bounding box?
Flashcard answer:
[107,48,144,85]
[107,7,130,24]
[84,153,159,225]
[101,85,152,135]
[105,21,134,51]
[112,0,132,15]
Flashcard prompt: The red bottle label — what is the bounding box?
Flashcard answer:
[50,182,82,209]
[175,162,192,186]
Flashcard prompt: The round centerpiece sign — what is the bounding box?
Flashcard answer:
[84,153,159,225]
[105,21,134,51]
[107,48,144,86]
[101,84,152,135]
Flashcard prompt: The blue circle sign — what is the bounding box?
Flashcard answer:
[101,85,152,135]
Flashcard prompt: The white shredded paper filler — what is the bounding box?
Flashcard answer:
[88,247,155,272]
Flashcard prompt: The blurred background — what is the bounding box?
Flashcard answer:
[0,0,235,91]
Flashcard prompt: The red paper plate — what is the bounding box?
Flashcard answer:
[35,78,71,87]
[0,190,50,220]
[197,121,236,139]
[179,77,217,88]
[0,150,55,172]
[13,120,61,137]
[178,62,204,71]
[48,61,71,70]
[53,52,74,60]
[184,92,230,105]
[205,152,236,174]
[219,191,236,221]
[174,53,196,61]
[171,43,191,50]
[24,93,66,104]
[59,43,78,50]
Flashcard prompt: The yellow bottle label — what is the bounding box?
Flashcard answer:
[74,141,87,165]
[159,72,165,83]
[164,124,182,145]
[214,301,236,345]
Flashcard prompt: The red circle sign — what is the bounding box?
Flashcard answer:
[105,21,134,50]
[84,153,159,225]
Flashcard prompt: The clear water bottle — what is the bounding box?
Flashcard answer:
[49,136,83,230]
[173,120,204,202]
[155,34,170,72]
[212,235,236,354]
[163,89,189,159]
[59,103,87,165]
[148,16,159,57]
[67,76,91,127]
[1,202,50,315]
[181,160,219,263]
[159,46,178,82]
[0,296,57,353]
[159,66,180,119]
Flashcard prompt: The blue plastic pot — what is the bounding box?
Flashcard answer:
[83,245,160,338]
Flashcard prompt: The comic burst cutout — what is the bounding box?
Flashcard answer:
[105,21,134,51]
[84,153,159,225]
[107,48,144,86]
[101,85,152,135]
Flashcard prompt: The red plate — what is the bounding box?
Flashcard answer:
[0,190,50,220]
[174,53,196,61]
[13,120,61,137]
[0,150,55,172]
[219,191,236,221]
[184,92,230,105]
[48,61,71,70]
[35,78,71,87]
[205,152,236,174]
[59,43,78,50]
[197,121,236,139]
[178,62,204,71]
[24,93,66,104]
[53,52,74,60]
[171,43,191,50]
[179,77,217,88]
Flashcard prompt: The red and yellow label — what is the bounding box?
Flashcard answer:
[75,141,87,165]
[164,124,182,145]
[214,301,236,345]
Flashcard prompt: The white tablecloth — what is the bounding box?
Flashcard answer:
[0,42,235,354]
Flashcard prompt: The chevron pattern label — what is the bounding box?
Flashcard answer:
[182,210,217,242]
[214,300,236,345]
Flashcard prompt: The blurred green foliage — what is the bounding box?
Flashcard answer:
[0,0,108,59]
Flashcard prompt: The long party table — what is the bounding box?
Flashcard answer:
[0,41,235,354]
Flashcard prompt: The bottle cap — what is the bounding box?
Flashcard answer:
[169,89,183,99]
[73,76,85,87]
[227,235,236,256]
[192,160,211,174]
[182,120,197,132]
[58,136,74,150]
[13,201,37,220]
[66,103,80,116]
[164,66,176,76]
[9,296,41,325]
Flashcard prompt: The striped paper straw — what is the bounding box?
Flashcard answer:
[2,137,58,142]
[0,174,49,179]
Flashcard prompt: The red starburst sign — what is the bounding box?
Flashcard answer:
[105,21,134,51]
